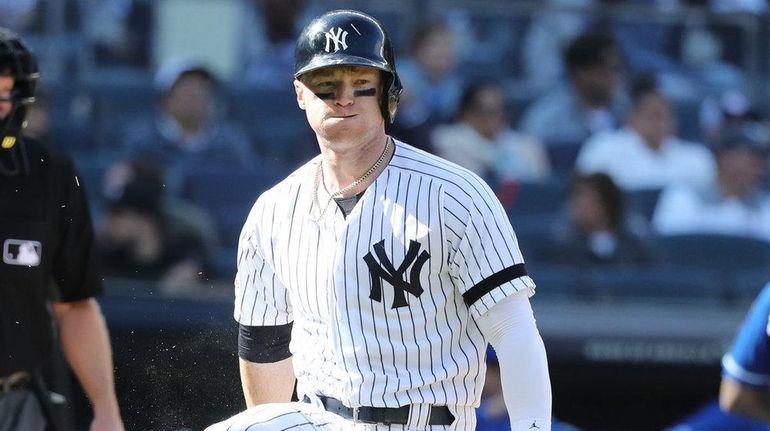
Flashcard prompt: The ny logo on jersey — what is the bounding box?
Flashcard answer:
[324,27,348,52]
[364,240,430,309]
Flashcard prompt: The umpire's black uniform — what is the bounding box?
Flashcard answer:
[0,138,103,430]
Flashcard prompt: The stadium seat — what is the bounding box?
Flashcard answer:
[673,99,703,143]
[626,187,662,221]
[544,140,583,177]
[82,73,158,146]
[654,233,770,273]
[526,262,585,299]
[227,86,317,163]
[180,164,291,247]
[584,265,723,304]
[727,268,770,303]
[505,179,568,218]
[511,214,559,262]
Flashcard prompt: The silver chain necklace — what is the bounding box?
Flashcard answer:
[313,137,392,219]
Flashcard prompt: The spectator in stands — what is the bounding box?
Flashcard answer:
[0,1,39,32]
[544,173,652,266]
[118,57,257,194]
[396,21,463,125]
[431,81,551,185]
[653,122,770,242]
[700,89,759,143]
[520,0,596,94]
[518,31,625,145]
[97,158,220,295]
[242,0,304,89]
[80,0,152,67]
[576,73,716,191]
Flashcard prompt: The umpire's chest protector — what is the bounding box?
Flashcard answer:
[0,147,60,374]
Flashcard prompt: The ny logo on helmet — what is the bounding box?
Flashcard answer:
[324,27,348,53]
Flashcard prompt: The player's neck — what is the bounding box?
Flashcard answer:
[319,134,392,198]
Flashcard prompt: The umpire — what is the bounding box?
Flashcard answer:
[0,29,124,430]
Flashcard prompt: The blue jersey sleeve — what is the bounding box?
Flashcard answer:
[723,282,770,388]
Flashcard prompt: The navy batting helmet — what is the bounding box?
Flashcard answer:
[294,9,402,123]
[0,27,39,150]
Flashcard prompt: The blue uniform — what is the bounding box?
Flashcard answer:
[723,283,770,388]
[664,283,770,431]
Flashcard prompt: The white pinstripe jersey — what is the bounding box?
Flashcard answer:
[234,139,536,410]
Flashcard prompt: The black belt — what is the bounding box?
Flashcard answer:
[0,371,32,394]
[304,395,455,426]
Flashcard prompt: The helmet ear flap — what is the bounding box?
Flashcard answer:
[379,69,402,123]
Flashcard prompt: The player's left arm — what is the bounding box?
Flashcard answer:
[477,291,552,431]
[446,179,551,429]
[53,299,124,431]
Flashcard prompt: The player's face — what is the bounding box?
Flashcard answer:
[295,65,384,148]
[0,74,14,120]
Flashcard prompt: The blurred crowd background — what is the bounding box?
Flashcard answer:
[8,0,770,430]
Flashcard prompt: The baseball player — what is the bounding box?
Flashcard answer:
[207,9,551,431]
[721,281,770,421]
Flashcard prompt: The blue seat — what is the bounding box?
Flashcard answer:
[227,86,316,163]
[511,214,559,262]
[544,141,583,177]
[626,188,662,221]
[584,265,722,304]
[180,165,290,247]
[673,99,703,143]
[526,262,584,299]
[655,233,770,273]
[83,73,158,146]
[728,268,770,303]
[506,180,567,218]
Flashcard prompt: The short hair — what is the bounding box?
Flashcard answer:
[408,21,450,56]
[155,57,216,95]
[563,32,618,73]
[570,172,625,229]
[457,81,502,117]
[629,72,660,106]
[714,122,770,157]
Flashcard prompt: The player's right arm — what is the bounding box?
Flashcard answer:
[240,355,294,406]
[234,201,295,407]
[720,283,770,420]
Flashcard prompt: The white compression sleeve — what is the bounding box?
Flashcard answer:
[476,290,552,431]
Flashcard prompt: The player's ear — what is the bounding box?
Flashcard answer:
[294,79,306,110]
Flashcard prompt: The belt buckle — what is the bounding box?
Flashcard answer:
[351,406,359,424]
